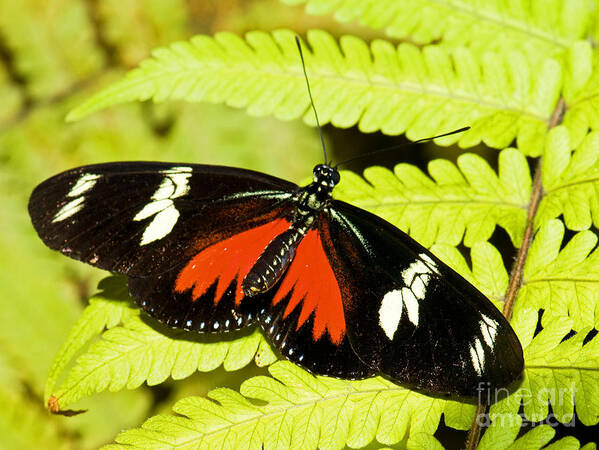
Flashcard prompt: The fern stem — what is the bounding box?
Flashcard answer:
[464,98,565,450]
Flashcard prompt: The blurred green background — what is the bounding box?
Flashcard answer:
[0,1,390,448]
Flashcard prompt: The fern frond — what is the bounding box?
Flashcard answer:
[515,219,599,331]
[49,303,277,411]
[106,362,457,449]
[44,276,137,405]
[494,308,599,427]
[335,147,530,248]
[536,129,599,231]
[283,0,590,61]
[67,30,562,156]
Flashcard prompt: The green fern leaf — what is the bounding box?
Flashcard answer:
[66,30,562,156]
[442,398,477,430]
[49,297,277,410]
[97,237,528,448]
[335,147,530,248]
[478,418,579,450]
[516,219,599,330]
[493,308,599,427]
[507,425,555,449]
[581,443,598,450]
[536,129,599,231]
[283,0,590,62]
[106,361,454,449]
[406,433,443,449]
[546,437,586,450]
[477,411,522,450]
[44,276,136,405]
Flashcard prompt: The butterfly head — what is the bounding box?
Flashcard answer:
[313,164,340,189]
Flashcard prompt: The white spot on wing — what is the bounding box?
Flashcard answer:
[53,197,85,222]
[479,313,498,348]
[133,199,172,221]
[401,287,419,327]
[379,290,403,340]
[402,260,429,285]
[469,337,485,376]
[134,167,192,245]
[139,207,180,246]
[401,257,434,301]
[68,173,100,197]
[379,286,419,340]
[52,173,100,223]
[411,274,429,299]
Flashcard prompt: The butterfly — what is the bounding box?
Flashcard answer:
[27,37,523,397]
[28,157,523,396]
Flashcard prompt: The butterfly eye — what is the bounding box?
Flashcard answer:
[331,170,340,185]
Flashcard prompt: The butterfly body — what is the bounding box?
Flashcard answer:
[29,161,523,396]
[243,163,338,296]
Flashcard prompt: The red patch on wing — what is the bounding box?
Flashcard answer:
[175,218,290,305]
[272,228,345,345]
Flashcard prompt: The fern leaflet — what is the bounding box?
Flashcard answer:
[104,304,599,450]
[516,219,599,331]
[283,0,591,63]
[47,277,277,411]
[334,148,530,248]
[66,30,562,156]
[537,128,599,231]
[478,416,581,450]
[44,276,136,405]
[104,362,454,449]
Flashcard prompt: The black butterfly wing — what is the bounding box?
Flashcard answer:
[29,162,298,332]
[254,211,376,379]
[322,201,524,395]
[29,162,296,275]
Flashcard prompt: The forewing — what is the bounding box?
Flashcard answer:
[29,162,297,333]
[29,162,296,276]
[324,200,524,396]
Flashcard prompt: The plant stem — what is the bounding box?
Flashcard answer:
[464,98,565,450]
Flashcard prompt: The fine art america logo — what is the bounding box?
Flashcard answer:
[475,383,577,429]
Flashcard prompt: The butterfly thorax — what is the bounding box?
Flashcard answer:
[241,164,340,297]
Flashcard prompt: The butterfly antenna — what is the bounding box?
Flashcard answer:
[335,126,471,168]
[295,36,328,165]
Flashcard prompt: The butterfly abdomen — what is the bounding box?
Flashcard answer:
[242,223,311,297]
